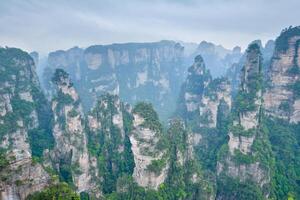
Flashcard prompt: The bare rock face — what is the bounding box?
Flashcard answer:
[264,26,300,123]
[178,55,211,119]
[43,41,184,120]
[49,69,98,196]
[0,48,52,200]
[130,104,168,189]
[217,43,272,198]
[200,78,231,128]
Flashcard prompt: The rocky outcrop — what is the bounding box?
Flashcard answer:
[48,69,98,196]
[178,55,231,129]
[217,43,272,198]
[0,48,52,200]
[43,41,184,120]
[177,55,211,119]
[200,78,231,128]
[86,94,134,194]
[264,26,300,123]
[226,39,275,96]
[167,119,215,199]
[130,103,168,189]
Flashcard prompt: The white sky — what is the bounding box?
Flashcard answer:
[0,0,299,54]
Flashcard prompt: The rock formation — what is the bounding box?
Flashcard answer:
[264,26,300,123]
[177,55,231,130]
[43,41,184,121]
[217,43,273,199]
[47,69,98,196]
[0,48,52,200]
[86,94,134,194]
[130,103,168,189]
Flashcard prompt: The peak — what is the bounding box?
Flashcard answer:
[133,102,162,133]
[275,26,300,52]
[51,68,70,85]
[232,46,241,53]
[198,41,215,50]
[246,43,261,53]
[194,54,204,63]
[96,93,119,105]
[280,25,300,35]
[249,40,262,49]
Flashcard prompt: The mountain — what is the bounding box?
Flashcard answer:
[226,39,275,96]
[42,41,185,121]
[0,47,54,199]
[1,26,300,200]
[264,26,300,122]
[190,41,242,78]
[177,54,231,128]
[217,43,273,199]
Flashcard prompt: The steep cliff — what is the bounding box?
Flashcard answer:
[43,41,184,121]
[264,26,300,123]
[130,102,168,189]
[177,55,231,131]
[217,43,273,199]
[46,69,99,197]
[0,48,53,200]
[86,94,134,194]
[177,55,211,121]
[166,119,214,199]
[226,39,275,96]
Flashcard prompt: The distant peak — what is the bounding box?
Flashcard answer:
[51,68,70,85]
[194,54,204,63]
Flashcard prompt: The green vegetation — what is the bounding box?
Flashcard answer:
[105,119,213,199]
[276,26,300,53]
[132,102,162,134]
[29,86,54,158]
[59,157,73,185]
[26,183,80,200]
[233,149,255,165]
[233,44,262,114]
[204,78,228,100]
[147,159,166,175]
[279,101,292,113]
[87,94,135,194]
[265,118,300,199]
[0,47,54,158]
[287,65,300,75]
[289,80,300,99]
[0,149,9,171]
[217,176,264,200]
[230,125,256,137]
[51,68,69,85]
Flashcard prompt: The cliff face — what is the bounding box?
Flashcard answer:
[86,94,134,194]
[0,48,52,200]
[264,26,300,123]
[47,69,97,196]
[130,103,168,189]
[217,44,273,199]
[226,39,275,96]
[167,119,215,199]
[178,55,231,130]
[43,41,184,120]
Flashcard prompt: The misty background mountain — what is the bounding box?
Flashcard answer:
[1,1,300,200]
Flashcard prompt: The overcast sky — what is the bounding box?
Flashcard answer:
[0,0,299,54]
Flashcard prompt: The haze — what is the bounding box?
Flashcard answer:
[0,0,299,54]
